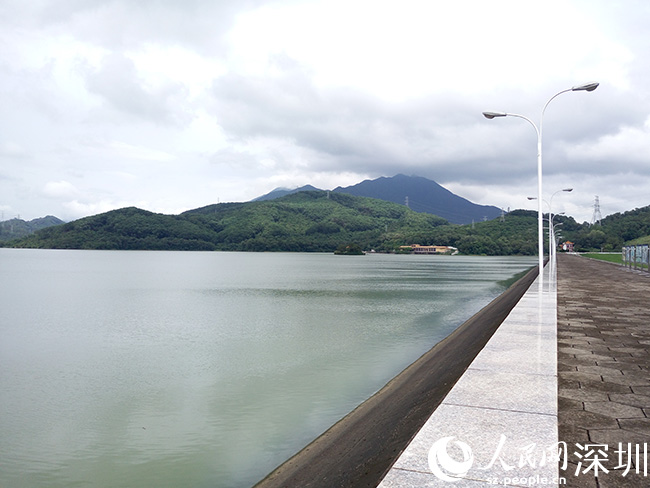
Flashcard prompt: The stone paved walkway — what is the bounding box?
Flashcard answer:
[557,254,650,487]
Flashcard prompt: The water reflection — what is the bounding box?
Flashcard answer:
[0,250,535,487]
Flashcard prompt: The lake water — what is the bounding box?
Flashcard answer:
[0,249,535,487]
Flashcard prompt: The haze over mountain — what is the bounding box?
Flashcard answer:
[252,185,322,202]
[253,175,502,224]
[0,215,64,242]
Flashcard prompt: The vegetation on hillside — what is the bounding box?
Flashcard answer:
[4,192,650,255]
[553,206,650,252]
[0,215,64,242]
[7,192,448,252]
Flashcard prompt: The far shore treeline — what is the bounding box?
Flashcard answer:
[3,191,650,254]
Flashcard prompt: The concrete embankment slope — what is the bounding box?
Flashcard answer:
[254,265,539,488]
[379,265,558,486]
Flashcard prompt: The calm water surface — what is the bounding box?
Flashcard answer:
[0,249,535,487]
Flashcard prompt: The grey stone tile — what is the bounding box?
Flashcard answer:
[558,423,590,445]
[559,409,619,430]
[558,389,608,402]
[390,404,559,483]
[558,396,583,411]
[471,343,556,376]
[561,356,600,367]
[583,401,646,419]
[442,369,557,415]
[577,380,633,394]
[588,428,649,446]
[378,468,492,487]
[601,374,650,387]
[618,417,650,434]
[577,365,624,376]
[595,471,650,488]
[608,393,650,409]
[559,371,604,383]
[631,385,650,395]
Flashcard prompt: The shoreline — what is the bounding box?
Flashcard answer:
[254,265,539,488]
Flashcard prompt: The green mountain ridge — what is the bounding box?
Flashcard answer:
[0,215,65,242]
[4,192,650,254]
[6,192,448,252]
[252,174,502,224]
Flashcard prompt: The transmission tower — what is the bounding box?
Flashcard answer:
[404,196,409,208]
[591,195,602,226]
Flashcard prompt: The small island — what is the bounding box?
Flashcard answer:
[334,243,365,255]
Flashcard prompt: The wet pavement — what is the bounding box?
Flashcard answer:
[557,254,650,487]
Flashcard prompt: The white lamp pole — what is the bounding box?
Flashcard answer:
[483,82,598,288]
[548,188,572,278]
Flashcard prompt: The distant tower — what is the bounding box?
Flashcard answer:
[500,208,505,222]
[404,196,409,208]
[591,195,602,226]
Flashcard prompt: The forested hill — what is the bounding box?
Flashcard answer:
[0,215,64,241]
[6,192,650,254]
[252,174,503,224]
[7,191,448,252]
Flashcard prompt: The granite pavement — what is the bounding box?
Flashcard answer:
[557,253,650,487]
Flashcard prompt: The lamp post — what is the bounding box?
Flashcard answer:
[549,188,572,278]
[483,82,598,288]
[527,190,571,281]
[551,219,564,279]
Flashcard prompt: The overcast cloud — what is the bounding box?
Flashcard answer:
[1,0,649,223]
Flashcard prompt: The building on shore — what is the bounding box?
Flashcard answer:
[399,244,456,254]
[561,241,574,252]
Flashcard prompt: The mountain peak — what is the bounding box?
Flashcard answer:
[252,184,323,202]
[251,175,501,224]
[333,175,501,224]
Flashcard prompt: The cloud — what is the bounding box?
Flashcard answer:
[0,141,27,159]
[210,63,545,186]
[83,52,192,125]
[561,116,650,170]
[43,180,80,199]
[109,141,175,162]
[1,0,649,223]
[28,0,262,54]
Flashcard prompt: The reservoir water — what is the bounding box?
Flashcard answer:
[0,249,535,487]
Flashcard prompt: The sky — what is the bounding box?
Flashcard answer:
[1,0,649,224]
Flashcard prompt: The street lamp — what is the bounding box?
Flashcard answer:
[526,191,571,281]
[483,83,598,288]
[549,188,572,277]
[551,219,564,276]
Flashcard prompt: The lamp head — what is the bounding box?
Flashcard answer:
[572,82,599,92]
[563,188,573,192]
[482,111,507,119]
